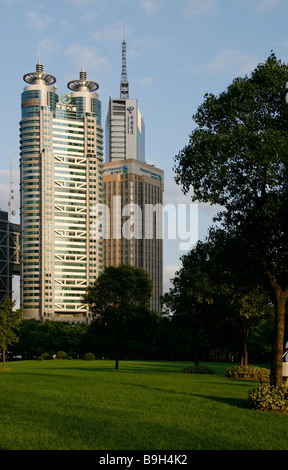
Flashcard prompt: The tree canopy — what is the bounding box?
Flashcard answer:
[0,297,22,370]
[83,264,155,369]
[163,229,272,367]
[174,53,288,385]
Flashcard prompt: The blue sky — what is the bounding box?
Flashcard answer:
[1,0,288,294]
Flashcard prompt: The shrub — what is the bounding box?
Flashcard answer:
[249,384,288,413]
[40,353,51,360]
[37,356,44,361]
[182,365,214,375]
[56,351,68,360]
[83,352,95,361]
[68,351,77,359]
[224,365,270,381]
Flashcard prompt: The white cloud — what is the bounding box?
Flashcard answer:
[256,0,282,11]
[183,0,216,17]
[129,34,169,60]
[65,44,109,74]
[163,264,180,294]
[64,0,97,5]
[163,178,193,206]
[138,76,154,88]
[26,11,53,30]
[140,0,163,15]
[92,22,124,43]
[191,48,259,77]
[39,38,60,58]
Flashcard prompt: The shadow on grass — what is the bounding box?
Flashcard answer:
[114,380,251,411]
[17,361,194,374]
[7,362,253,414]
[193,393,251,410]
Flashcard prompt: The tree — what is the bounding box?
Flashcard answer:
[174,53,288,385]
[162,241,211,366]
[83,264,154,369]
[13,319,89,359]
[202,228,273,367]
[227,285,272,367]
[0,297,23,370]
[163,232,272,367]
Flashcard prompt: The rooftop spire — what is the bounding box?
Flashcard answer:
[23,44,56,85]
[120,26,129,99]
[8,146,15,223]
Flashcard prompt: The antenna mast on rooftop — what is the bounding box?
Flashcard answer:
[8,146,15,223]
[120,23,129,99]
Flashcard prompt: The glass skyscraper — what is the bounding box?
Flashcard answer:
[20,62,103,322]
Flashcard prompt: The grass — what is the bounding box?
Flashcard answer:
[0,359,287,450]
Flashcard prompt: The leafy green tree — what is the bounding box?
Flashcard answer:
[174,53,288,385]
[14,319,89,359]
[14,319,41,359]
[0,297,22,370]
[227,286,273,366]
[162,242,210,366]
[204,229,273,367]
[163,232,272,367]
[83,264,154,369]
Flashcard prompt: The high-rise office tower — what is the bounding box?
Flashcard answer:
[20,61,104,322]
[103,40,164,313]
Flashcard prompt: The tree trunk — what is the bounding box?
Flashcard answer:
[2,347,6,371]
[115,332,120,370]
[240,327,249,367]
[270,291,287,386]
[194,331,199,367]
[262,263,288,387]
[2,337,6,370]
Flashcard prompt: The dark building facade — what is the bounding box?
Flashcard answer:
[0,210,20,304]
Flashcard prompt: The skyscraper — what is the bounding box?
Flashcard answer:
[103,40,164,313]
[20,62,103,322]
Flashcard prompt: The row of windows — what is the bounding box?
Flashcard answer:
[53,128,84,136]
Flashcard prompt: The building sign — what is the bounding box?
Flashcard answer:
[61,93,72,104]
[103,165,122,175]
[103,162,163,182]
[140,167,163,182]
[127,106,134,135]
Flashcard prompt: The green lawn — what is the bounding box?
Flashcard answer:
[0,359,287,450]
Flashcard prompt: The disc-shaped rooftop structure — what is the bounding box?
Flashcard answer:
[67,69,99,92]
[23,62,56,86]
